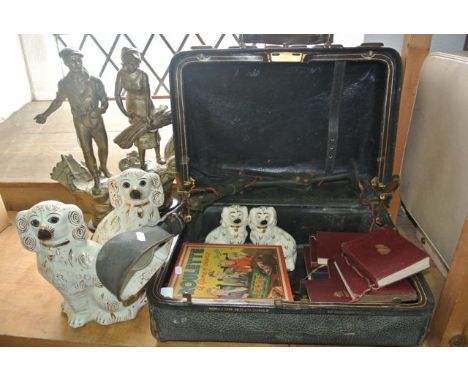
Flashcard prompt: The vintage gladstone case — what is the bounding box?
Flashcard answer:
[146,36,434,346]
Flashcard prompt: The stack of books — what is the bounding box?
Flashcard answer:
[303,228,430,303]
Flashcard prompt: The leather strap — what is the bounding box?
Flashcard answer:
[325,61,346,175]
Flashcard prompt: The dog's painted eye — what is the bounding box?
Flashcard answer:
[122,182,131,188]
[30,219,40,227]
[139,180,147,187]
[48,216,59,224]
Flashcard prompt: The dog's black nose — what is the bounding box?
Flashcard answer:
[233,218,241,224]
[38,229,52,240]
[130,189,141,199]
[260,219,268,226]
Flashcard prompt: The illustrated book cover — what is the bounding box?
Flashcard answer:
[167,243,294,302]
[341,227,430,288]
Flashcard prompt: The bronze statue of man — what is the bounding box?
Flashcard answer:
[34,47,111,194]
[114,47,166,168]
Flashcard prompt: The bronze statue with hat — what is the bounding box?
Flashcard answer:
[114,47,171,169]
[34,47,111,194]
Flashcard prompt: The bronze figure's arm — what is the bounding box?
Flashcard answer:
[114,71,130,118]
[142,71,152,118]
[34,81,66,124]
[96,78,109,114]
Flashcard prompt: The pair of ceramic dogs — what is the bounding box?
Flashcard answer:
[205,205,297,272]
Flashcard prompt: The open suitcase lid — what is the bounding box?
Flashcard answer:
[170,45,402,201]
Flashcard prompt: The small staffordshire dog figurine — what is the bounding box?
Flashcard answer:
[248,206,297,271]
[205,205,249,244]
[92,168,164,244]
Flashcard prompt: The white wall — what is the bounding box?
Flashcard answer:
[19,34,62,101]
[431,34,466,52]
[364,34,466,53]
[0,35,31,122]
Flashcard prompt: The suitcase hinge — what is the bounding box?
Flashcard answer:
[177,177,196,223]
[360,175,400,228]
[371,175,400,202]
[183,177,196,190]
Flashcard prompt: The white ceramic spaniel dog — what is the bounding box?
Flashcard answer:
[93,168,164,244]
[205,205,249,244]
[15,201,146,328]
[248,206,297,271]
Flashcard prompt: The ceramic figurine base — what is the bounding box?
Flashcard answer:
[15,201,146,328]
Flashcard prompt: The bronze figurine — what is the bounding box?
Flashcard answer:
[114,47,168,168]
[34,47,111,194]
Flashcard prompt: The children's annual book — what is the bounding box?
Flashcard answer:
[167,243,293,302]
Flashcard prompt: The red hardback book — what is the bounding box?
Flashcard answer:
[307,235,318,263]
[305,260,352,303]
[303,245,314,275]
[334,256,371,300]
[341,228,430,288]
[303,242,327,278]
[334,256,417,302]
[315,231,366,265]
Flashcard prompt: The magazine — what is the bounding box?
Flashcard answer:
[167,243,294,302]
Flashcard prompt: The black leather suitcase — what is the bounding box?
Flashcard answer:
[144,39,434,346]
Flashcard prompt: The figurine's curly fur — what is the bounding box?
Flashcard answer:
[16,201,146,328]
[93,168,164,244]
[248,206,297,271]
[205,205,249,245]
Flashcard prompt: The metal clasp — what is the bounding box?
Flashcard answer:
[268,52,305,63]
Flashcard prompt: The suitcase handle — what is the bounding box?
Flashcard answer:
[239,34,333,47]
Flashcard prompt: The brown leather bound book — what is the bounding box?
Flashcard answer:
[341,228,430,288]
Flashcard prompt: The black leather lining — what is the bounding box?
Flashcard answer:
[325,61,346,175]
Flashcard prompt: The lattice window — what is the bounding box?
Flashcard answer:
[54,34,241,98]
